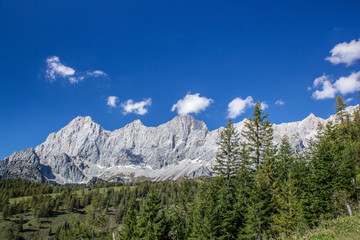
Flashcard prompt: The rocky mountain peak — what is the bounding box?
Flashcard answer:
[72,115,93,122]
[66,116,102,130]
[125,119,144,128]
[1,104,359,184]
[300,112,324,127]
[168,114,207,131]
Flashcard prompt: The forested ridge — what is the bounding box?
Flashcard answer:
[0,96,359,239]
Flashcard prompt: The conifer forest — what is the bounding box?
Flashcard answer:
[0,97,360,240]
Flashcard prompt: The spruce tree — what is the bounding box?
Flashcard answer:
[167,179,193,239]
[241,102,277,239]
[271,173,304,239]
[209,118,246,239]
[213,118,241,194]
[306,122,336,224]
[136,190,168,239]
[119,200,138,240]
[276,136,296,187]
[242,102,275,166]
[189,184,210,239]
[335,95,348,123]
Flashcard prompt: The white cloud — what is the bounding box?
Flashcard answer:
[326,39,360,66]
[313,75,328,87]
[227,96,254,119]
[46,56,75,82]
[311,71,360,100]
[260,102,269,110]
[87,70,108,77]
[333,71,360,95]
[107,96,119,108]
[311,75,338,100]
[45,56,108,84]
[121,98,152,115]
[171,93,213,115]
[275,99,285,105]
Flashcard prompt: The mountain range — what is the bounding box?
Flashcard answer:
[1,105,358,184]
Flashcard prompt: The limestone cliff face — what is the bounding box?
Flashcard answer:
[0,148,43,182]
[1,105,357,184]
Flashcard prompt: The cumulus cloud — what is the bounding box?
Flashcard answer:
[333,71,360,95]
[45,56,108,84]
[227,96,254,119]
[171,93,213,115]
[311,75,338,100]
[107,96,119,108]
[121,98,152,115]
[46,56,75,82]
[326,39,360,66]
[275,99,285,106]
[310,71,360,100]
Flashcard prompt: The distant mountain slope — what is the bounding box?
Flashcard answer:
[1,105,358,184]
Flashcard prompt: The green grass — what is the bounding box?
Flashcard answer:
[2,185,134,239]
[9,185,133,204]
[0,208,88,239]
[9,195,33,204]
[292,214,360,240]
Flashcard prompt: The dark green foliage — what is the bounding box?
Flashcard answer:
[238,102,278,239]
[242,102,275,166]
[119,200,138,240]
[335,95,348,123]
[271,173,304,239]
[213,118,241,193]
[2,203,10,219]
[135,190,169,239]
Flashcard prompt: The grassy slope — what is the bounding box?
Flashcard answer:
[2,186,128,239]
[8,186,128,204]
[0,209,87,239]
[292,213,360,240]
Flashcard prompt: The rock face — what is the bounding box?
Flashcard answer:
[0,105,358,184]
[0,148,44,182]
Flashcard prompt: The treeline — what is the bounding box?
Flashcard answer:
[1,96,359,239]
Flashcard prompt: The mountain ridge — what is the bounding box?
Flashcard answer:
[1,105,358,184]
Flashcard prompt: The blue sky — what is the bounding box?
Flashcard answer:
[1,0,360,159]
